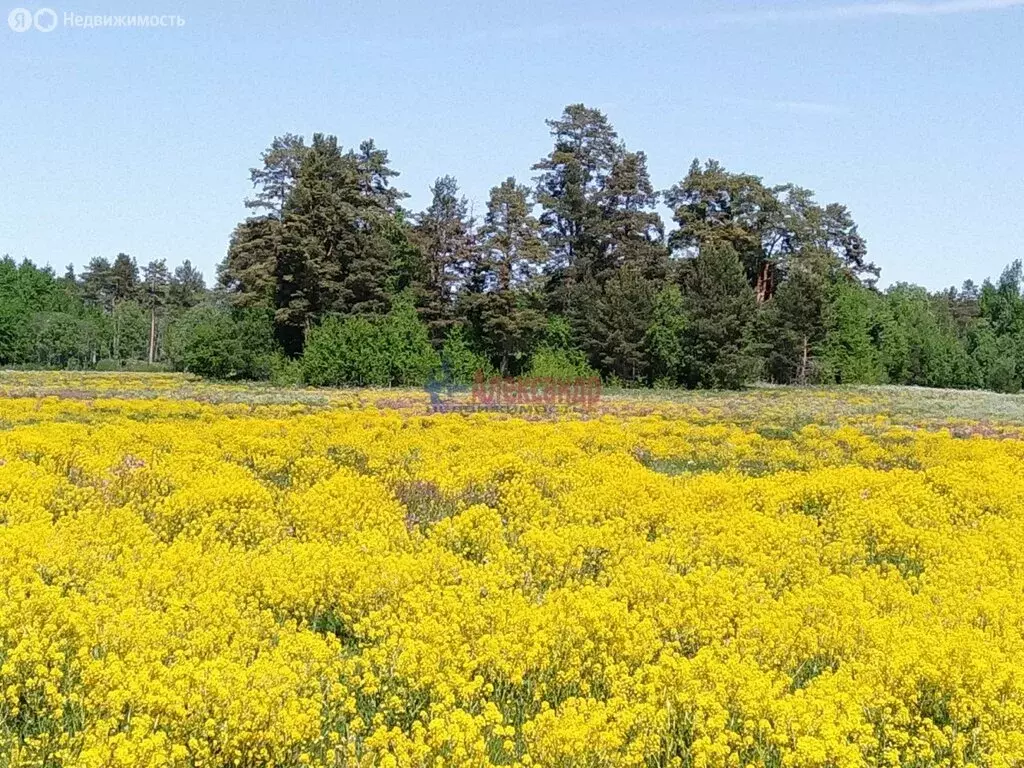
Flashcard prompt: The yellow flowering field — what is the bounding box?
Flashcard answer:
[3,373,1024,768]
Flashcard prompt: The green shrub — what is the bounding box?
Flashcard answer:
[987,357,1021,394]
[121,359,173,373]
[528,346,599,380]
[269,351,304,386]
[302,295,440,387]
[166,306,275,379]
[302,316,390,387]
[379,297,441,386]
[440,325,494,385]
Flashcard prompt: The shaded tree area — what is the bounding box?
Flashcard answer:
[0,254,211,371]
[219,134,412,356]
[6,105,1023,392]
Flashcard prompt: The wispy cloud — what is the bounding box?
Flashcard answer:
[708,0,1024,25]
[463,0,1023,44]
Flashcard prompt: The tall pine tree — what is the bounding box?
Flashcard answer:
[412,175,477,343]
[464,177,547,373]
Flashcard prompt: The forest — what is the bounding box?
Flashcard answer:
[2,103,1022,392]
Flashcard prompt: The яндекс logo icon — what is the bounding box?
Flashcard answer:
[8,7,58,31]
[7,7,33,31]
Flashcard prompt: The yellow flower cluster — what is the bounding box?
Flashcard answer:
[2,373,1024,767]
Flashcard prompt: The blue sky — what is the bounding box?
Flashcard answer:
[2,0,1022,289]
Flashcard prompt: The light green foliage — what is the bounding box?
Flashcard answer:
[440,325,494,385]
[882,284,972,388]
[302,315,389,387]
[821,281,885,385]
[302,294,440,387]
[268,351,305,387]
[526,315,599,380]
[378,295,443,386]
[166,306,275,379]
[527,346,598,380]
[645,284,688,385]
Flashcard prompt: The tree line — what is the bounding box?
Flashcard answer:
[3,103,1024,392]
[0,253,206,370]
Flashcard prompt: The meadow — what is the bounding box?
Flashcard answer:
[2,372,1024,768]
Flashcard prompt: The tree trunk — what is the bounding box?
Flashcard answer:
[755,261,774,303]
[799,335,809,384]
[148,309,156,364]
